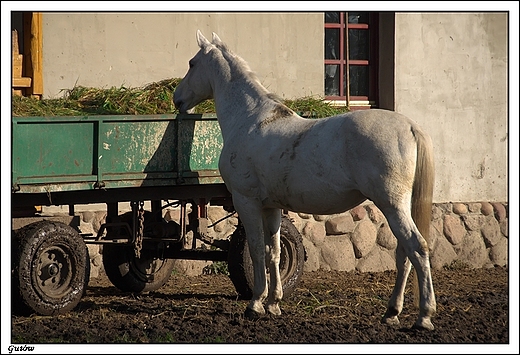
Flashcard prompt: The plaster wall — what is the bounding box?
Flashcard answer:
[394,13,508,202]
[42,12,324,99]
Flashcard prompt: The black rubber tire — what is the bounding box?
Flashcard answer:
[102,212,176,293]
[11,221,90,316]
[227,216,306,299]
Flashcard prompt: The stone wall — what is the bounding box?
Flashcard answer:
[287,201,508,273]
[75,201,508,279]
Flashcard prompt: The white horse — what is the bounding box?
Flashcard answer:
[174,30,436,330]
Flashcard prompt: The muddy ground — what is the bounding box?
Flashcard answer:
[10,265,510,349]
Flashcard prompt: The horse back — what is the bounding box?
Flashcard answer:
[220,108,430,213]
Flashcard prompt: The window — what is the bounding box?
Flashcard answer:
[324,12,378,109]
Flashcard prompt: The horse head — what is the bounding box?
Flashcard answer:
[174,30,225,113]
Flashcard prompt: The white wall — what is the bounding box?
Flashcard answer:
[394,13,508,202]
[39,12,509,204]
[42,12,324,99]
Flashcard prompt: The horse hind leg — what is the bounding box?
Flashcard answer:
[382,207,436,330]
[262,208,283,316]
[381,242,412,326]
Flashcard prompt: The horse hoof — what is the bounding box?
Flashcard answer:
[244,307,262,320]
[381,315,400,327]
[266,304,281,316]
[412,319,435,331]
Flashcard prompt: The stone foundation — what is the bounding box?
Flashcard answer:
[70,201,507,279]
[288,201,508,273]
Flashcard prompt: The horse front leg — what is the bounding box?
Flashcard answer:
[244,219,269,318]
[233,195,268,319]
[263,208,283,316]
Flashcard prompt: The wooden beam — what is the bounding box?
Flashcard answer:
[12,29,32,96]
[13,77,32,87]
[23,12,43,98]
[31,13,43,96]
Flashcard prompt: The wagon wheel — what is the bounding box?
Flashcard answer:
[227,215,306,299]
[11,221,90,316]
[102,211,176,293]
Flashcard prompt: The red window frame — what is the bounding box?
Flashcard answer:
[324,14,347,98]
[324,12,379,108]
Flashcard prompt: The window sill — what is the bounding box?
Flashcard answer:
[349,101,373,110]
[324,99,348,107]
[324,99,375,111]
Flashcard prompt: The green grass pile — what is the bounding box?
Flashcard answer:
[12,78,349,118]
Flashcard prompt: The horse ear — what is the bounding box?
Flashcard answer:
[211,32,223,46]
[196,30,212,51]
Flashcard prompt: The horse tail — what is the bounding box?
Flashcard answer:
[412,131,435,248]
[411,128,434,249]
[411,126,435,306]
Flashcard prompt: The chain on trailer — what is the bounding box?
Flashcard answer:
[132,201,145,258]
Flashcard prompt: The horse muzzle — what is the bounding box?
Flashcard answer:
[174,99,195,114]
[173,98,184,112]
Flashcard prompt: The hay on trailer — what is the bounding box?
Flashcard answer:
[12,78,349,118]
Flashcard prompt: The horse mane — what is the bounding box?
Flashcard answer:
[266,92,285,104]
[216,42,274,98]
[213,36,290,111]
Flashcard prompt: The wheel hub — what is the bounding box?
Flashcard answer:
[47,263,60,277]
[34,246,73,298]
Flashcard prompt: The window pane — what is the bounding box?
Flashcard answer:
[325,28,340,59]
[349,29,369,60]
[348,12,369,24]
[349,65,369,96]
[325,12,340,23]
[325,64,340,96]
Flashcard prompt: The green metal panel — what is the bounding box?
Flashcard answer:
[12,114,224,194]
[98,115,179,188]
[12,116,97,191]
[178,114,223,174]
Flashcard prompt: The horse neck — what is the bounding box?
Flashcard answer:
[212,65,272,136]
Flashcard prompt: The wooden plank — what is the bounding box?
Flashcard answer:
[12,29,20,54]
[31,13,43,95]
[13,77,32,87]
[13,55,23,77]
[23,12,43,97]
[12,29,32,95]
[12,31,23,77]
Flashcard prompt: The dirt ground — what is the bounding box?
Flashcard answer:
[10,265,510,348]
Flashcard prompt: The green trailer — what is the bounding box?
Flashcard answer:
[11,114,305,316]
